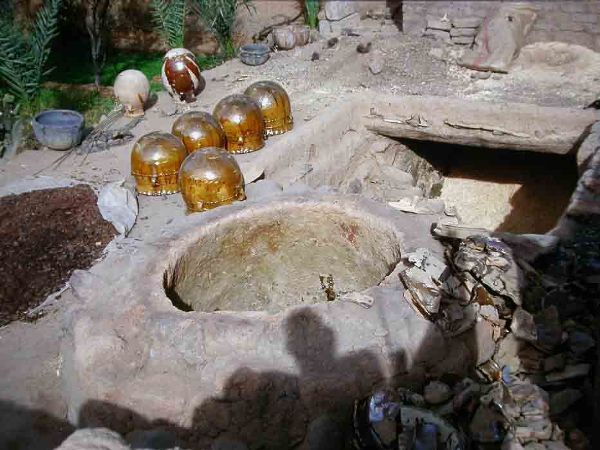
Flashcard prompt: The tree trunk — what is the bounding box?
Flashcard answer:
[85,0,110,89]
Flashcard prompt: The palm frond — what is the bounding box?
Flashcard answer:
[150,0,187,48]
[194,0,250,50]
[0,0,61,102]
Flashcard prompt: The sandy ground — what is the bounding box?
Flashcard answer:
[1,21,599,448]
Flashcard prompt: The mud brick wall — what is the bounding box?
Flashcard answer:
[402,1,600,51]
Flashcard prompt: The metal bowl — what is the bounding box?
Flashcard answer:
[239,43,270,66]
[32,109,84,150]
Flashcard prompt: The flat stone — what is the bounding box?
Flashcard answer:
[568,330,595,356]
[450,27,478,37]
[543,354,566,373]
[368,50,385,75]
[426,18,451,31]
[545,364,591,382]
[424,380,452,404]
[452,17,482,28]
[324,0,357,21]
[511,307,538,344]
[550,389,582,415]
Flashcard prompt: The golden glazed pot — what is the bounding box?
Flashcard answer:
[244,81,293,136]
[212,94,265,154]
[171,111,227,153]
[131,132,188,195]
[161,48,206,103]
[179,147,246,212]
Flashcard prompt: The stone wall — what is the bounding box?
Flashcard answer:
[402,1,600,51]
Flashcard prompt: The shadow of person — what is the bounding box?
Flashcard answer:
[0,400,74,450]
[191,307,386,449]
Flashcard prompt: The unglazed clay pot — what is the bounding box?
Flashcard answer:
[131,132,188,195]
[161,48,206,103]
[171,111,226,153]
[179,147,246,213]
[273,26,296,50]
[213,94,265,154]
[292,25,310,46]
[113,69,150,117]
[244,81,293,136]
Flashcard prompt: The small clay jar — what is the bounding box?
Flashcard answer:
[161,48,206,103]
[244,81,293,136]
[213,94,266,153]
[292,25,310,47]
[171,111,227,153]
[113,69,150,117]
[179,147,246,213]
[131,132,188,195]
[273,26,296,50]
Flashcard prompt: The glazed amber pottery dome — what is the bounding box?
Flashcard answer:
[212,94,265,154]
[244,81,293,136]
[171,111,226,153]
[161,48,205,103]
[131,132,188,195]
[179,147,246,212]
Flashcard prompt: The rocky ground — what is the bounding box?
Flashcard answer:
[0,20,599,450]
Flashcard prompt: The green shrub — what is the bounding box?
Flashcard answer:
[193,0,253,55]
[304,0,319,29]
[0,0,62,103]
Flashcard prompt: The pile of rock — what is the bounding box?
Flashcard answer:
[397,224,597,448]
[423,16,482,46]
[318,1,360,37]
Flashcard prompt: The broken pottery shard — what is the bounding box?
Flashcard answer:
[549,389,582,416]
[545,364,590,383]
[388,197,444,214]
[238,160,265,184]
[479,304,500,324]
[441,275,472,303]
[340,291,374,309]
[436,302,479,337]
[97,181,138,235]
[400,266,441,317]
[406,247,448,281]
[424,380,452,405]
[511,307,538,344]
[514,418,553,442]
